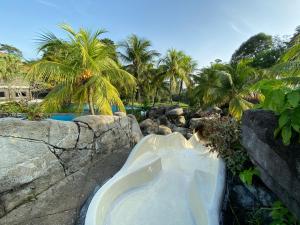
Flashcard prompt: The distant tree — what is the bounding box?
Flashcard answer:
[0,43,23,58]
[159,49,193,103]
[178,55,197,102]
[231,33,273,64]
[101,38,118,62]
[288,25,300,47]
[0,44,24,81]
[251,37,286,69]
[231,33,287,69]
[151,66,170,106]
[119,35,159,102]
[191,60,261,120]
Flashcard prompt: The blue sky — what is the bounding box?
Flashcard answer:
[1,0,299,67]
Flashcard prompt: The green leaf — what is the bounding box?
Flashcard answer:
[287,91,300,107]
[278,111,290,128]
[282,125,292,145]
[269,89,286,113]
[292,124,300,133]
[274,127,282,138]
[291,107,300,126]
[239,168,260,186]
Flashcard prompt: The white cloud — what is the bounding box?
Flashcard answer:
[229,22,246,35]
[36,0,59,9]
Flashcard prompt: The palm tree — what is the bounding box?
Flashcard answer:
[159,49,192,103]
[119,35,159,102]
[178,55,197,102]
[28,24,135,115]
[192,60,260,120]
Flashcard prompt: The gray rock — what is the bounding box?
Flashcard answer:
[76,122,94,149]
[0,118,79,149]
[128,115,144,143]
[189,118,203,130]
[0,118,49,143]
[114,111,126,117]
[175,115,186,127]
[158,115,170,126]
[0,115,143,225]
[189,115,220,130]
[48,120,79,149]
[139,118,158,135]
[147,107,166,119]
[232,184,275,209]
[74,115,115,137]
[166,107,184,116]
[172,126,189,137]
[157,125,172,135]
[186,132,193,139]
[241,109,300,220]
[0,137,63,194]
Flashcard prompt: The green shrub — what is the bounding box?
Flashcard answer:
[199,116,249,175]
[270,201,298,225]
[0,101,47,120]
[258,87,300,145]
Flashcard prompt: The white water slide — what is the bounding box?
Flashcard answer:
[85,132,225,225]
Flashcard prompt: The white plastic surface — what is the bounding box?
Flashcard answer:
[85,132,225,225]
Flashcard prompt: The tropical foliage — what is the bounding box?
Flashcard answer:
[119,35,159,103]
[0,44,24,81]
[159,49,197,102]
[191,60,260,119]
[28,24,135,115]
[254,30,300,145]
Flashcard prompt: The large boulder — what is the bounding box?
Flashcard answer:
[147,107,166,119]
[157,125,172,135]
[174,115,186,127]
[139,118,158,135]
[189,114,220,130]
[241,109,300,219]
[0,115,143,225]
[166,107,184,116]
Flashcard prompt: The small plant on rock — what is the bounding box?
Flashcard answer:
[270,201,299,225]
[198,116,249,175]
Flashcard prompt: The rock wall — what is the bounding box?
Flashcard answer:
[241,109,300,219]
[0,115,143,225]
[140,106,194,138]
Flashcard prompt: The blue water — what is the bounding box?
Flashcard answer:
[49,105,143,121]
[50,114,77,121]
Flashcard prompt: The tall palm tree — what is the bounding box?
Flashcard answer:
[28,24,135,115]
[192,60,260,120]
[119,35,159,102]
[159,49,192,103]
[178,55,197,102]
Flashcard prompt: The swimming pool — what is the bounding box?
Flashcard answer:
[49,106,145,121]
[50,114,78,121]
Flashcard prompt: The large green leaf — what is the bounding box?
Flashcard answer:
[278,111,290,128]
[287,91,300,107]
[281,125,292,145]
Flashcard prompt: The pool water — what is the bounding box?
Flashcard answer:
[50,114,77,121]
[49,106,144,121]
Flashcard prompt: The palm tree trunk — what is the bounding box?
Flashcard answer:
[169,79,173,104]
[131,89,135,112]
[137,88,142,103]
[87,87,95,115]
[152,87,158,107]
[178,79,183,104]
